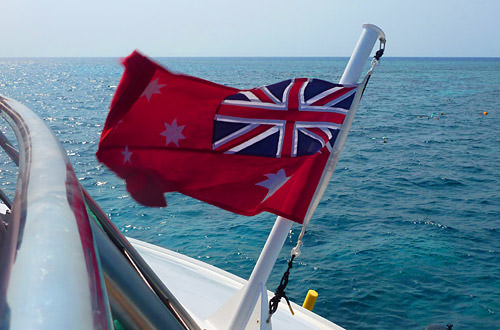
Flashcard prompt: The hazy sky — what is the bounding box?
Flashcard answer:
[2,0,499,57]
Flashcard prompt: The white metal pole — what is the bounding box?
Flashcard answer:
[339,24,386,85]
[226,216,293,330]
[301,23,386,229]
[220,24,386,330]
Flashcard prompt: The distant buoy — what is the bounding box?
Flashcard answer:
[483,111,488,115]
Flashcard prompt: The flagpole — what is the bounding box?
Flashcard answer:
[340,24,386,85]
[301,23,386,230]
[221,216,293,330]
[209,24,385,330]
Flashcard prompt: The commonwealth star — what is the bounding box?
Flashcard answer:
[141,78,165,101]
[256,168,290,201]
[160,118,186,147]
[121,146,133,164]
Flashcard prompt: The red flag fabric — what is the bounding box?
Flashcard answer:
[96,51,359,224]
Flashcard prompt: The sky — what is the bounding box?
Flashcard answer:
[2,0,499,57]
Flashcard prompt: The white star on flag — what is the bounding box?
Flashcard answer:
[256,168,290,201]
[160,118,186,147]
[121,146,133,164]
[141,78,165,101]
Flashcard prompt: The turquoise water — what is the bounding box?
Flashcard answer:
[1,57,499,329]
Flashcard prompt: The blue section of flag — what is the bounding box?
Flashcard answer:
[266,79,291,102]
[298,133,323,155]
[213,121,247,141]
[304,79,336,100]
[328,129,340,147]
[226,93,250,101]
[236,132,280,157]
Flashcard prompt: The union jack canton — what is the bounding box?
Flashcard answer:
[212,78,358,158]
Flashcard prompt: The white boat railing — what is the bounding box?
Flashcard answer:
[0,96,200,330]
[0,96,112,329]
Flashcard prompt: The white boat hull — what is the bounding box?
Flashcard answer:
[129,237,345,330]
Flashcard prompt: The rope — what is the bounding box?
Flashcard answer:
[290,37,386,260]
[375,38,386,61]
[291,227,305,257]
[266,255,296,323]
[363,38,386,96]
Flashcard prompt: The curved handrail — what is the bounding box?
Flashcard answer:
[0,95,201,329]
[0,95,113,329]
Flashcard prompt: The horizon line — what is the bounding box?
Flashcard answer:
[1,55,499,59]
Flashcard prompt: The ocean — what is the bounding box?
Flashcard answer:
[0,57,499,330]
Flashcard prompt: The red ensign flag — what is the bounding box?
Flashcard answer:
[96,51,359,223]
